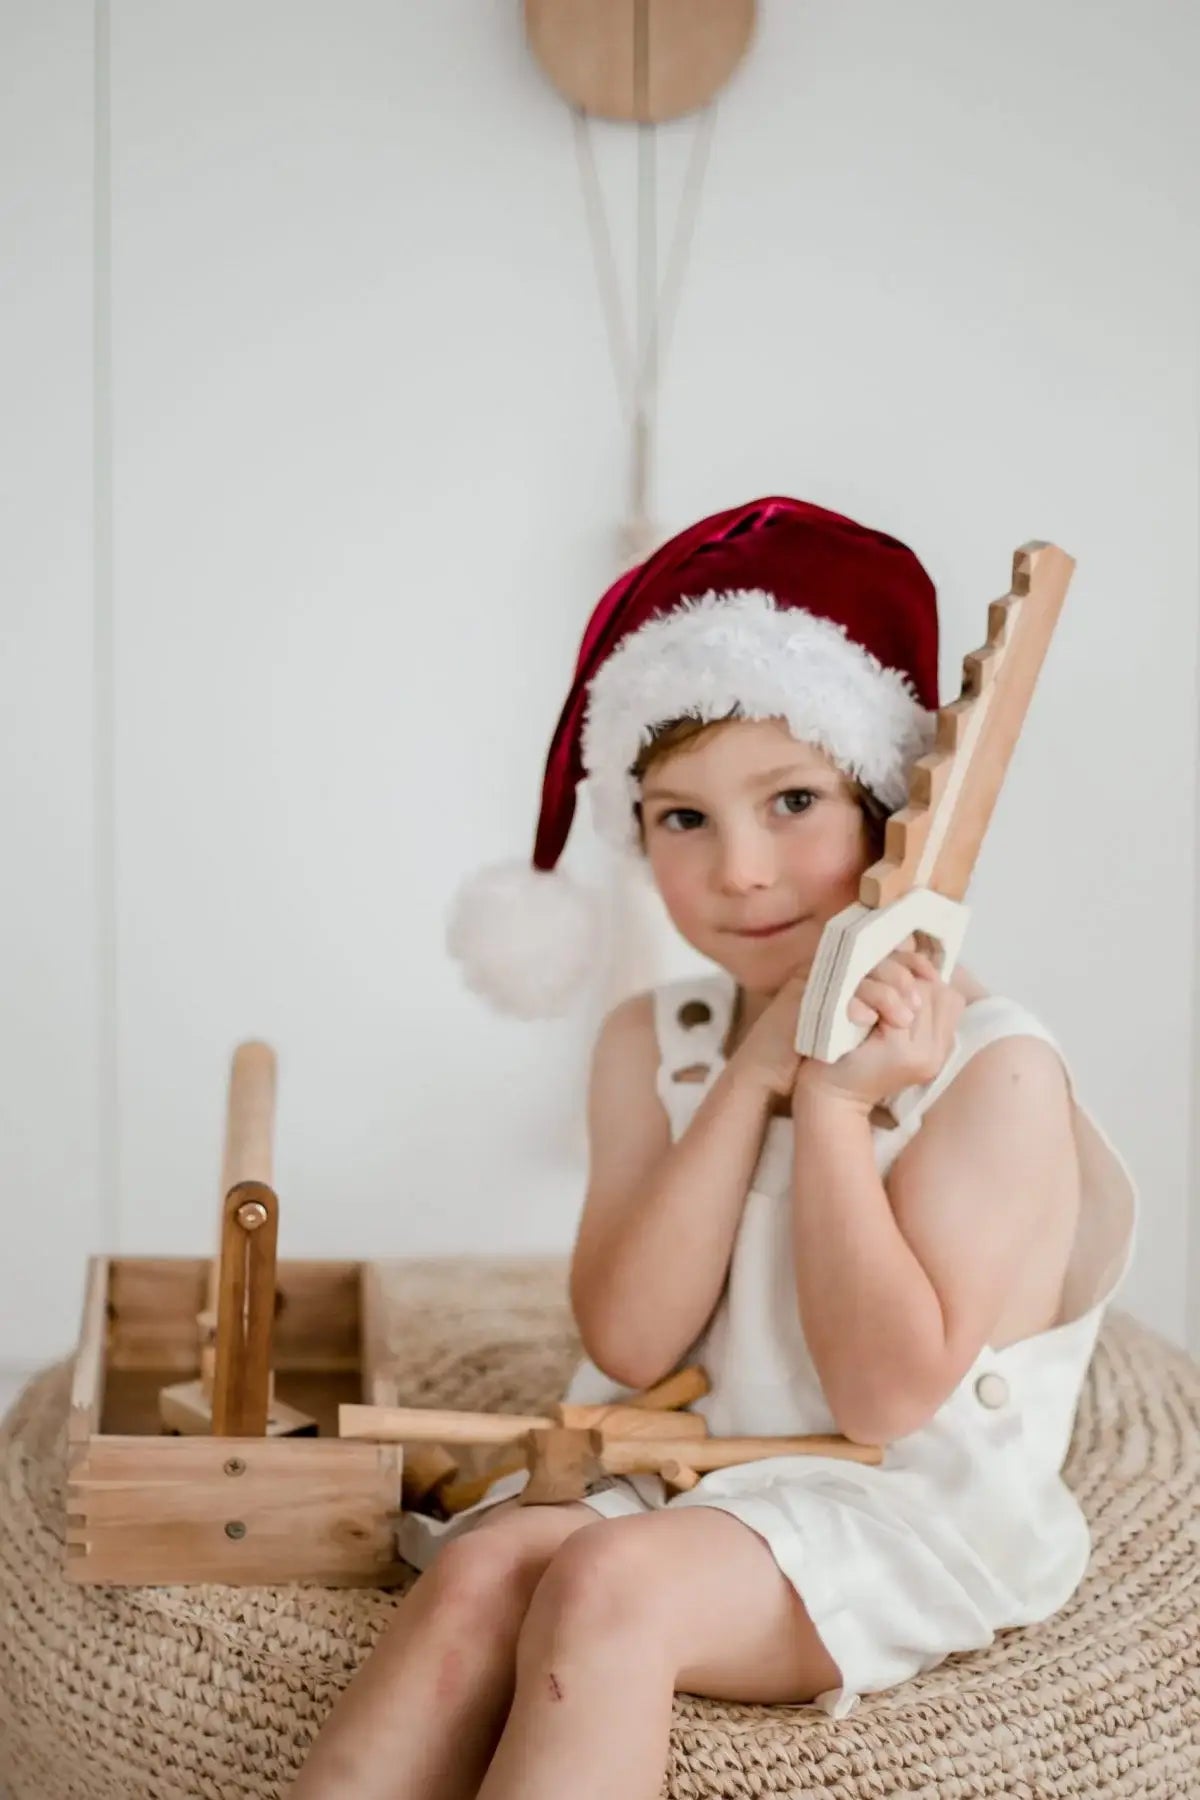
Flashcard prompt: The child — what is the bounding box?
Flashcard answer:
[291,497,1137,1800]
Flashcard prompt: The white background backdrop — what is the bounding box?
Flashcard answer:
[2,0,1198,1371]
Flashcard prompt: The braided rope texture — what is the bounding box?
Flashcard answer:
[1,1256,1197,1798]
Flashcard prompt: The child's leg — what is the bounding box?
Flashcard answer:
[289,1497,599,1800]
[477,1505,841,1800]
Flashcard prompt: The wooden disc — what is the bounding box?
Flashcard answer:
[524,0,756,123]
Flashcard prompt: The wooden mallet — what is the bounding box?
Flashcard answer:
[344,1364,712,1516]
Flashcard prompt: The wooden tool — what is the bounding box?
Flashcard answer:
[340,1360,883,1510]
[796,541,1075,1065]
[68,1041,407,1587]
[517,1425,882,1504]
[375,1364,713,1517]
[158,1041,316,1438]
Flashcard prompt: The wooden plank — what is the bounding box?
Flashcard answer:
[105,1256,362,1372]
[341,1403,552,1445]
[69,1256,110,1445]
[66,1433,405,1587]
[107,1257,209,1370]
[275,1259,362,1372]
[103,1365,361,1437]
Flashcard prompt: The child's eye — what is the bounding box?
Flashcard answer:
[657,807,706,832]
[774,788,817,816]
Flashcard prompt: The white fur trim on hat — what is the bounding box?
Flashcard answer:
[446,859,605,1019]
[581,588,935,848]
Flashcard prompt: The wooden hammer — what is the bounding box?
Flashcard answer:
[344,1364,712,1516]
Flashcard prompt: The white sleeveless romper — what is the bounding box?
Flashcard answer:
[399,973,1139,1720]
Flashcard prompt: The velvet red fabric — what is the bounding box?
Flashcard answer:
[532,495,939,873]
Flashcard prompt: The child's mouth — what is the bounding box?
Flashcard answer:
[732,916,806,939]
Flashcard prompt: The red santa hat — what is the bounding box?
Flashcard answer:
[447,495,940,1017]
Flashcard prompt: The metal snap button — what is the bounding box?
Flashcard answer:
[974,1372,1009,1409]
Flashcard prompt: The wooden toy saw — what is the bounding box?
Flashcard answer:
[796,541,1075,1066]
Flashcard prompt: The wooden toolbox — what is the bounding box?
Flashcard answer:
[65,1044,407,1587]
[66,1252,406,1586]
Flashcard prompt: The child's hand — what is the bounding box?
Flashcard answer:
[794,938,965,1116]
[726,969,809,1101]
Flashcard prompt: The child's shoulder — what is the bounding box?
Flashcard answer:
[592,973,734,1095]
[590,988,658,1077]
[952,987,1062,1060]
[598,971,732,1043]
[918,988,1072,1140]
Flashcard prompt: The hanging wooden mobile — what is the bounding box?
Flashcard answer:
[526,0,754,561]
[524,0,757,1007]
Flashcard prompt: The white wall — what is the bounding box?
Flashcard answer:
[2,0,1197,1367]
[0,2,104,1364]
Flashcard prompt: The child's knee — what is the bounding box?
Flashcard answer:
[521,1521,667,1652]
[425,1529,541,1628]
[421,1507,588,1628]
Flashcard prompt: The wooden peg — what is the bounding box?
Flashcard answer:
[401,1443,462,1513]
[624,1365,710,1411]
[552,1402,708,1439]
[602,1433,884,1475]
[437,1460,520,1517]
[660,1459,700,1496]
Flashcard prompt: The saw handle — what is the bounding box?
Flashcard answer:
[795,889,970,1065]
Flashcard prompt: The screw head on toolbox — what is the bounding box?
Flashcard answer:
[236,1200,269,1230]
[224,1521,247,1540]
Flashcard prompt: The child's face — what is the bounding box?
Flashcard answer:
[638,716,874,994]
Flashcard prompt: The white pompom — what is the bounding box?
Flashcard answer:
[446,859,605,1019]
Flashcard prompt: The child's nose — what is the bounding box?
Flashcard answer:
[714,826,776,895]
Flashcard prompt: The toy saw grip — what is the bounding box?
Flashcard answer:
[794,889,970,1064]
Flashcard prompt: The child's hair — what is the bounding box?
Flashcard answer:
[631,711,891,861]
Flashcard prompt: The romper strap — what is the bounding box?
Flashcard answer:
[924,995,1061,1111]
[651,974,736,1086]
[888,994,1063,1137]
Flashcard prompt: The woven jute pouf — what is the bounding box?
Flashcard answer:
[1,1255,1197,1799]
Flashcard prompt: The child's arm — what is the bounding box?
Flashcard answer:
[569,993,775,1391]
[792,1009,1077,1445]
